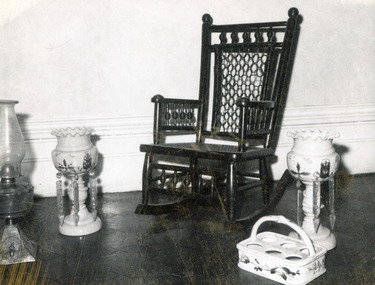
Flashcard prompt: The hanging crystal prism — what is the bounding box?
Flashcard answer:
[56,172,65,226]
[328,176,336,230]
[312,179,321,234]
[296,180,304,227]
[89,170,98,221]
[72,175,79,226]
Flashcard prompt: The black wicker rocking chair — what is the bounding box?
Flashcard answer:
[135,8,301,222]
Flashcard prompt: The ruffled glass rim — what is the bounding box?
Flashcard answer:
[287,128,340,141]
[51,127,95,137]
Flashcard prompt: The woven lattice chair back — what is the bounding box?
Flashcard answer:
[217,50,270,134]
[198,10,299,148]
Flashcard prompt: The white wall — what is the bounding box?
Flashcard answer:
[1,0,374,196]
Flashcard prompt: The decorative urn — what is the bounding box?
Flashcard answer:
[287,129,340,250]
[51,127,101,236]
[287,129,340,182]
[51,127,98,176]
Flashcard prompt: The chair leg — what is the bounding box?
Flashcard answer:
[259,157,271,205]
[135,153,153,214]
[142,152,153,204]
[226,161,237,221]
[190,157,199,194]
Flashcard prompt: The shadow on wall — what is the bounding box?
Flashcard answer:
[91,134,103,194]
[332,143,353,201]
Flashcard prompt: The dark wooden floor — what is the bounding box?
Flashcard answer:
[1,171,374,284]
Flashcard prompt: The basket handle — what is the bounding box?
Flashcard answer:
[249,215,316,257]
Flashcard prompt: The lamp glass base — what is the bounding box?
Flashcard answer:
[0,224,37,265]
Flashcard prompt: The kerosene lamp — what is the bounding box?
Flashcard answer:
[0,100,36,265]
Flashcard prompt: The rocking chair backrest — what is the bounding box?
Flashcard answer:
[197,8,301,149]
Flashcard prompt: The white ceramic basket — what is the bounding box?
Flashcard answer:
[237,215,327,285]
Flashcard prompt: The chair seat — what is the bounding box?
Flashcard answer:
[140,143,274,161]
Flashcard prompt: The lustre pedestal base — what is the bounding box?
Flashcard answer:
[302,223,336,251]
[290,222,336,251]
[59,207,102,236]
[0,223,36,265]
[290,180,337,251]
[303,181,336,251]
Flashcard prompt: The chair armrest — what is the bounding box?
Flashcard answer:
[151,95,200,144]
[152,94,200,106]
[236,98,276,151]
[236,97,275,109]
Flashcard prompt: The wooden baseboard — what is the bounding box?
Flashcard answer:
[19,103,375,196]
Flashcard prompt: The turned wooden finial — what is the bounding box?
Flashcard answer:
[288,7,299,18]
[202,14,213,25]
